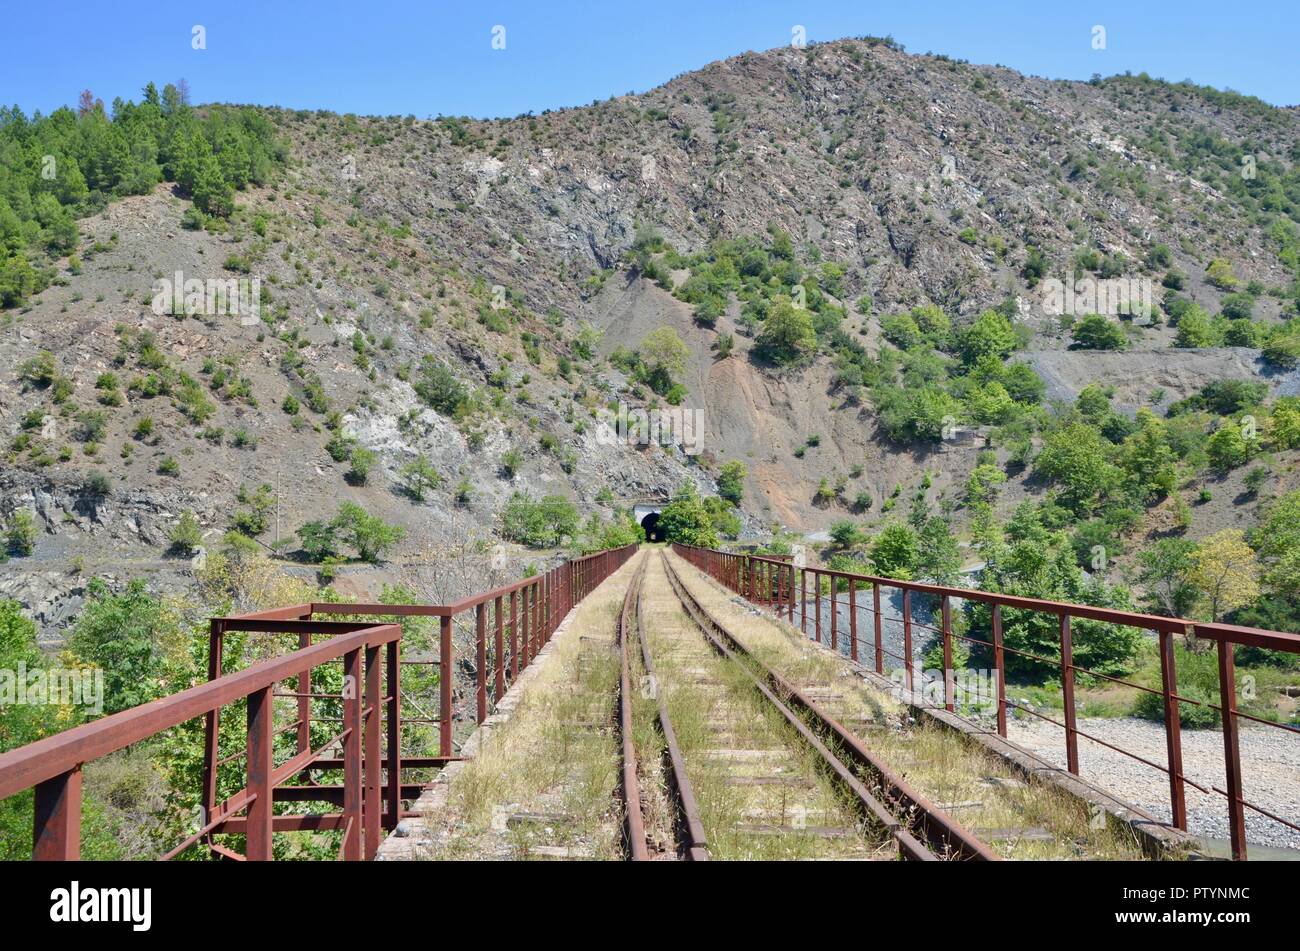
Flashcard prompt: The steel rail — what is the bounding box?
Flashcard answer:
[630,556,710,861]
[617,555,651,860]
[660,550,946,862]
[661,550,996,861]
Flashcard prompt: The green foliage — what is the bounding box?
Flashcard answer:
[829,520,865,549]
[0,85,286,309]
[399,453,441,501]
[869,522,919,580]
[498,492,580,548]
[413,357,472,418]
[1034,422,1122,512]
[1133,641,1222,728]
[634,327,690,395]
[1205,424,1251,471]
[754,296,817,365]
[347,446,378,485]
[969,504,1141,679]
[656,484,720,547]
[297,519,340,561]
[956,310,1019,365]
[5,509,37,556]
[1071,314,1127,350]
[331,502,404,563]
[68,578,177,714]
[716,460,747,507]
[168,511,202,555]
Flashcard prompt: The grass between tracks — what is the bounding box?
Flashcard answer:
[635,550,893,860]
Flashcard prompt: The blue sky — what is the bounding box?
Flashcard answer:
[4,1,1298,117]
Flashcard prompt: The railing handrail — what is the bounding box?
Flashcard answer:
[679,544,1300,652]
[0,622,400,799]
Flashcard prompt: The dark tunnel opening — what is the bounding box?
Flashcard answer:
[641,511,664,542]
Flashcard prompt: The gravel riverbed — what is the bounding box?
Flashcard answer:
[1007,716,1300,852]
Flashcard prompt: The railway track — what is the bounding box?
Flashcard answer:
[617,552,710,859]
[659,550,996,861]
[615,549,992,860]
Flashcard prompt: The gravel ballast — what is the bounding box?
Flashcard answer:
[1007,716,1300,852]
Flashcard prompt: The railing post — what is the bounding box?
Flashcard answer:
[475,603,487,724]
[1059,613,1079,775]
[814,571,822,643]
[992,604,1007,737]
[343,647,363,860]
[830,576,838,651]
[510,590,519,679]
[296,630,312,764]
[532,581,541,656]
[494,595,506,703]
[902,589,914,696]
[521,587,531,669]
[33,767,81,860]
[942,595,954,713]
[849,579,858,662]
[201,618,224,832]
[800,568,807,637]
[385,638,401,831]
[439,616,453,758]
[1217,639,1247,860]
[245,685,274,860]
[1158,629,1187,831]
[364,643,381,860]
[872,582,883,674]
[787,564,795,621]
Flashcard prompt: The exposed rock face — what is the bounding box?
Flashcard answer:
[3,38,1299,634]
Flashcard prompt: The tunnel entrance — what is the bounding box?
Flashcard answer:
[641,511,665,542]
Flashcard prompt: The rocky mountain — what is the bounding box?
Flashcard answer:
[4,36,1300,634]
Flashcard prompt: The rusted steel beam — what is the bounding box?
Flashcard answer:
[364,644,382,860]
[942,596,954,713]
[1217,644,1247,860]
[342,647,363,861]
[494,595,505,703]
[617,557,650,860]
[475,603,488,724]
[245,686,274,860]
[872,581,883,675]
[992,605,1007,738]
[1158,629,1187,830]
[385,639,401,830]
[849,579,858,663]
[33,767,81,861]
[1059,613,1079,775]
[439,615,453,757]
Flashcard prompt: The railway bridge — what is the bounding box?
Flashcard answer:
[1,543,1297,862]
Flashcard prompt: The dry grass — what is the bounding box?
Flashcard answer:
[638,551,892,860]
[665,550,1155,861]
[414,555,642,860]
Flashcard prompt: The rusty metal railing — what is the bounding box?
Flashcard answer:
[672,543,1300,861]
[0,543,636,861]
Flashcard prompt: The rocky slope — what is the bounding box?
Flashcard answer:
[4,36,1300,633]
